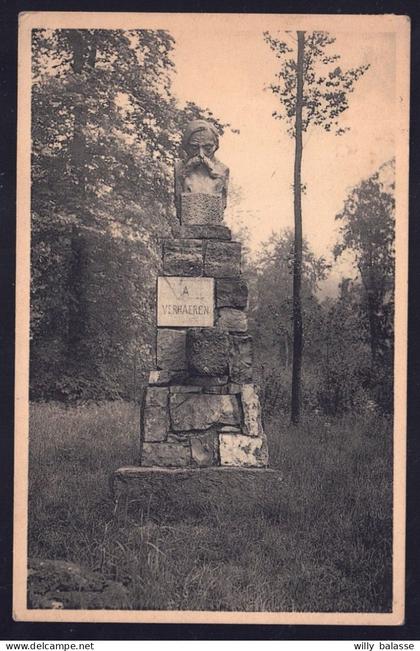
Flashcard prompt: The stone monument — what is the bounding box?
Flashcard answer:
[113,120,278,515]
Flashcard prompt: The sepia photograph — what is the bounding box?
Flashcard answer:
[14,12,409,625]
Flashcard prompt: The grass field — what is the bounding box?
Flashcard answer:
[28,401,393,612]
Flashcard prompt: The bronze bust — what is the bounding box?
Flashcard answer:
[174,119,229,217]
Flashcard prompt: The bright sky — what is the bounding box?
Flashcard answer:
[170,24,396,292]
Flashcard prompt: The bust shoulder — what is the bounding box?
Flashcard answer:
[212,158,229,181]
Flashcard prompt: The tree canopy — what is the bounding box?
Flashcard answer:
[334,159,395,367]
[263,31,370,136]
[30,28,227,400]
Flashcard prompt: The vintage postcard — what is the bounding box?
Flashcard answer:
[14,12,409,625]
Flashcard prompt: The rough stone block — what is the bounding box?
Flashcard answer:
[191,431,219,467]
[156,329,187,370]
[228,383,242,394]
[216,278,248,308]
[163,239,203,276]
[241,384,264,437]
[180,193,223,226]
[149,370,173,386]
[113,466,283,521]
[229,334,253,383]
[187,328,230,376]
[175,224,232,240]
[167,430,190,443]
[204,241,241,278]
[186,375,228,388]
[28,559,130,610]
[141,442,190,467]
[170,394,240,431]
[219,434,268,468]
[142,387,169,442]
[142,412,168,442]
[203,385,229,395]
[145,386,168,407]
[149,370,189,385]
[217,307,248,332]
[169,385,202,393]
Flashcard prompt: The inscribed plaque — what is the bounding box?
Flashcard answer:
[157,276,214,327]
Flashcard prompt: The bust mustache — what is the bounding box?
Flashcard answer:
[182,153,223,180]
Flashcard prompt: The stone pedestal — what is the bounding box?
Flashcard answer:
[114,121,271,505]
[137,192,268,469]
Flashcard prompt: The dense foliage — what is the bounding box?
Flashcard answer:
[31,29,395,417]
[334,161,395,412]
[249,161,395,417]
[334,161,395,365]
[31,28,226,400]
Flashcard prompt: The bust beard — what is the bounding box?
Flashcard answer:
[182,154,222,180]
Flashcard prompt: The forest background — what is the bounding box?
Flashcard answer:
[27,27,396,612]
[30,27,395,415]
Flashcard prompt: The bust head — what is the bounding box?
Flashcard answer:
[182,120,219,160]
[175,119,229,215]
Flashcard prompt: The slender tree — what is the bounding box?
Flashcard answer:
[264,30,369,423]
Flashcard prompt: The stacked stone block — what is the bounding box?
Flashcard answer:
[140,193,269,469]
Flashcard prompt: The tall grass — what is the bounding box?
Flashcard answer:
[28,401,392,612]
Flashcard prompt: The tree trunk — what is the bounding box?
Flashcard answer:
[360,261,381,366]
[365,266,382,365]
[291,31,305,425]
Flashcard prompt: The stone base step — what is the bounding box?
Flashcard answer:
[112,466,284,521]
